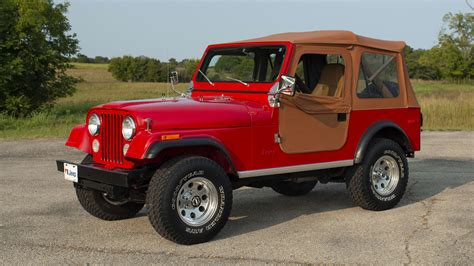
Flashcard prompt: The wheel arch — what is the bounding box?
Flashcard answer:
[354,120,414,164]
[145,137,237,177]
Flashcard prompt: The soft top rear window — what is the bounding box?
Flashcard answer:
[197,45,286,84]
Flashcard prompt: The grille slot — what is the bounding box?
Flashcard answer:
[100,113,124,164]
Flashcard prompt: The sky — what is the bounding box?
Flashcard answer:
[63,0,472,61]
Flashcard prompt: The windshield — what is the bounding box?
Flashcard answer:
[197,45,286,84]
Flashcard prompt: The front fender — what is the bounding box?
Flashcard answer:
[124,130,159,159]
[125,131,230,160]
[124,131,236,174]
[65,124,91,154]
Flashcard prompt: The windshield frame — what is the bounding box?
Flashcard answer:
[196,44,288,85]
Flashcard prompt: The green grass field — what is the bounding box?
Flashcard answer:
[0,64,472,139]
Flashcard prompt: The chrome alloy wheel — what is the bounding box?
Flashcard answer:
[370,155,400,196]
[177,177,219,226]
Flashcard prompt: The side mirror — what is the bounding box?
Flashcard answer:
[278,75,296,96]
[170,71,179,85]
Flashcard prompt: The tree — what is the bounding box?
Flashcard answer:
[404,46,441,80]
[0,0,79,117]
[181,59,199,82]
[109,56,133,82]
[439,12,473,60]
[145,58,161,82]
[420,42,466,80]
[435,12,474,80]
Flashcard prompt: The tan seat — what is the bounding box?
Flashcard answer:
[312,64,345,97]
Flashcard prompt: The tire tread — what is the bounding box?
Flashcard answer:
[75,188,143,221]
[346,138,408,211]
[146,156,232,245]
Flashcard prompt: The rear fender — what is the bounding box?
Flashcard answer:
[355,120,413,164]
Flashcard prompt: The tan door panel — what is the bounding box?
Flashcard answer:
[279,95,350,153]
[278,44,352,154]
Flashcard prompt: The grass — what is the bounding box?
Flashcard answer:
[0,64,472,139]
[411,80,473,131]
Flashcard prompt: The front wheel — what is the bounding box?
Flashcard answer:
[146,156,233,245]
[346,138,408,211]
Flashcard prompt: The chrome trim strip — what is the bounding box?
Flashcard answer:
[237,159,354,179]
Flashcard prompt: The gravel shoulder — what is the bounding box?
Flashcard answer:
[0,132,473,264]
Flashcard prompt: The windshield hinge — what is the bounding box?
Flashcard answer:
[274,133,281,144]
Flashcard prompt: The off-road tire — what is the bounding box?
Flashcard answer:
[271,180,317,196]
[75,187,144,220]
[146,156,233,245]
[346,138,408,211]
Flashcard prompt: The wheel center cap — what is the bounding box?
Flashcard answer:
[191,196,201,207]
[182,191,192,201]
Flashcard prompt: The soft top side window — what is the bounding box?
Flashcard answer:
[294,53,345,97]
[357,53,400,98]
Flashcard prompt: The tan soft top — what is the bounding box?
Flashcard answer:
[238,30,405,52]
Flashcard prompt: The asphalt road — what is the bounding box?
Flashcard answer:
[1,132,473,264]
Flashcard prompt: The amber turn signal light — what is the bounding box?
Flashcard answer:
[161,134,180,141]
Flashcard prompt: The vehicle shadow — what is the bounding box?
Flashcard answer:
[217,159,474,240]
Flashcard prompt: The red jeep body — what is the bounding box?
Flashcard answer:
[57,30,421,244]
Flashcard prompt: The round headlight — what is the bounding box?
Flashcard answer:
[88,113,100,136]
[122,116,136,140]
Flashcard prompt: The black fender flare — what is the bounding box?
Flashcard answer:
[354,120,413,164]
[144,137,236,174]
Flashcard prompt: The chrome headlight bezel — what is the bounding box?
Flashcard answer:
[122,116,136,140]
[88,113,101,136]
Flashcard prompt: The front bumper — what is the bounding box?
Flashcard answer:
[56,160,149,198]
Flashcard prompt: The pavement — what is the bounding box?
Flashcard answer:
[0,132,473,264]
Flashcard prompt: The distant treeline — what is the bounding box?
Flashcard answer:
[108,56,199,83]
[70,53,110,64]
[405,44,473,81]
[71,54,199,83]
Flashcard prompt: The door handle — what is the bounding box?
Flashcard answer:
[337,113,347,122]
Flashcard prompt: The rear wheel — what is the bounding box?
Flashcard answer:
[75,187,144,220]
[271,180,317,196]
[146,156,233,245]
[346,138,408,211]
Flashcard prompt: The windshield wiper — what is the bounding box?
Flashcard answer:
[198,69,215,86]
[226,76,249,87]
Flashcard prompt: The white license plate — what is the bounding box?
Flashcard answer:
[64,163,78,183]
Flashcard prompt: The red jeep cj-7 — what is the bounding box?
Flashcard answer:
[57,30,421,244]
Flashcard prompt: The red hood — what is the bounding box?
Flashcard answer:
[94,96,253,130]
